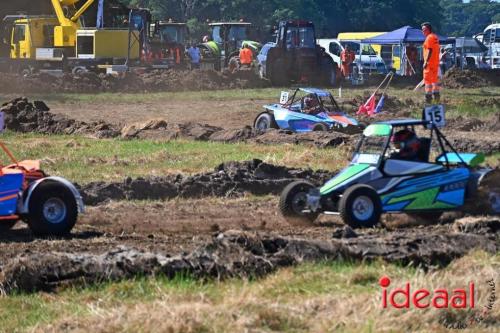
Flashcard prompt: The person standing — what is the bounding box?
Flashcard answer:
[421,22,441,104]
[239,44,253,68]
[340,44,355,79]
[187,43,201,69]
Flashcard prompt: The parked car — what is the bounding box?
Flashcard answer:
[318,39,388,74]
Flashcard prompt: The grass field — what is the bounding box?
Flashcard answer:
[0,86,498,332]
[0,131,498,183]
[1,251,497,333]
[0,132,349,183]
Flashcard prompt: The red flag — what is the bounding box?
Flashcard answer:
[357,94,376,115]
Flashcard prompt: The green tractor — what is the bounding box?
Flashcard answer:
[199,22,261,71]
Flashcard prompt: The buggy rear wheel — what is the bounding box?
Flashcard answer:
[279,181,319,226]
[27,182,78,236]
[312,123,328,131]
[339,185,381,228]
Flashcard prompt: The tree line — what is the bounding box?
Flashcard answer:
[124,0,498,39]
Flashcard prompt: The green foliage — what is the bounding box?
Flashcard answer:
[440,0,500,36]
[119,0,500,38]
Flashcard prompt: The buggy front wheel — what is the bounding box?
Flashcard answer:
[339,185,381,228]
[254,112,278,130]
[279,181,319,226]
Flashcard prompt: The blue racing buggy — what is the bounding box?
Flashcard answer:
[254,88,360,133]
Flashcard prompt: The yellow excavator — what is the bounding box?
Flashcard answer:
[1,0,141,74]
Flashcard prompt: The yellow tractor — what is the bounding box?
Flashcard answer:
[2,0,140,74]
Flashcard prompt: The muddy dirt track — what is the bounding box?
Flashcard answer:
[0,196,498,293]
[2,97,500,153]
[0,164,499,293]
[0,72,499,293]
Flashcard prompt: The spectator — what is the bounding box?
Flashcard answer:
[239,44,253,68]
[340,44,356,79]
[422,22,441,104]
[187,44,201,69]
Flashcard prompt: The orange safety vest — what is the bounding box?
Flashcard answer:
[423,33,440,68]
[239,48,253,65]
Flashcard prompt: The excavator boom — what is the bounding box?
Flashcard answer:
[50,0,95,27]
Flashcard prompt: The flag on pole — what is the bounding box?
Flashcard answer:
[357,94,376,115]
[374,94,386,114]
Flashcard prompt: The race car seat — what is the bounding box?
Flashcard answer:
[417,137,431,162]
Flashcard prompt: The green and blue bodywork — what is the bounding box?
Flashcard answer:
[312,119,486,214]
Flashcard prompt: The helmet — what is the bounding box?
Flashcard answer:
[304,96,317,108]
[391,129,420,156]
[391,129,414,148]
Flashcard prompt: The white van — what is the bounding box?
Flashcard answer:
[318,39,387,74]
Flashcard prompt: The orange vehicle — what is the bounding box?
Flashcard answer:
[0,139,83,235]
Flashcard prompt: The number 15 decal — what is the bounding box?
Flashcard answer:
[423,105,445,128]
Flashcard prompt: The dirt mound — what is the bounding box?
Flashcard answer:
[442,68,499,89]
[0,69,269,94]
[1,219,498,293]
[2,97,499,153]
[79,159,335,205]
[346,93,418,118]
[449,113,500,132]
[120,119,355,147]
[1,97,120,138]
[444,131,500,155]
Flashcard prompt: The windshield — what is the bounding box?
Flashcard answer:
[319,95,337,112]
[353,135,388,164]
[286,26,315,49]
[228,26,248,41]
[341,41,377,55]
[159,26,185,44]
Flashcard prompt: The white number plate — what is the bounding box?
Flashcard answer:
[424,104,445,128]
[279,91,289,104]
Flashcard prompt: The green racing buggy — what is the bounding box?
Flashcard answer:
[279,119,495,228]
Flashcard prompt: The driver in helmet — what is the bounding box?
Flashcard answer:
[390,129,422,161]
[303,95,321,115]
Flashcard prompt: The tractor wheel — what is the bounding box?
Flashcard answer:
[228,56,240,73]
[269,59,288,86]
[279,180,319,226]
[339,184,381,228]
[312,123,328,131]
[20,66,33,77]
[322,63,337,87]
[254,112,278,130]
[0,219,18,232]
[27,182,78,236]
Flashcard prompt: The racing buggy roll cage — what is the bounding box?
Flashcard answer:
[283,88,342,113]
[354,119,467,169]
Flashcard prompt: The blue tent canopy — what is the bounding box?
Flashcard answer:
[361,26,455,45]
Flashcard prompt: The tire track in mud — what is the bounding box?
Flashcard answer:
[0,217,498,294]
[79,159,335,205]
